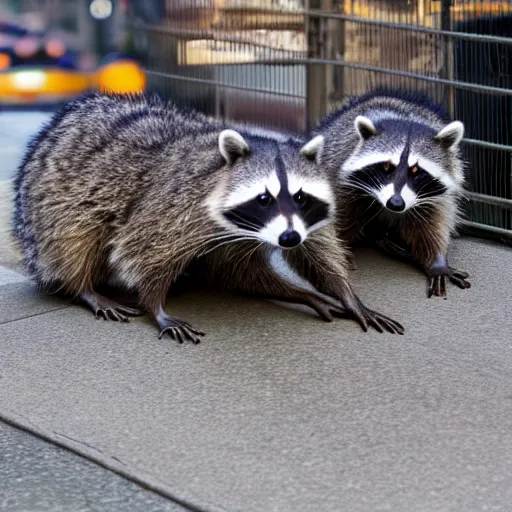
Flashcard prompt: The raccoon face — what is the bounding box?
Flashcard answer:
[342,116,464,213]
[210,130,334,249]
[352,159,449,213]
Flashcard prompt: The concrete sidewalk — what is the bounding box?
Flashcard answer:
[1,237,511,512]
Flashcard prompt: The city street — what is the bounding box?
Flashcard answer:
[0,110,511,512]
[0,111,51,181]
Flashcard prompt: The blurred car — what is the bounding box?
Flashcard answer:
[91,52,147,96]
[0,22,146,106]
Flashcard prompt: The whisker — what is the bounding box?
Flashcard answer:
[409,207,430,225]
[152,232,239,254]
[415,196,444,206]
[364,172,385,191]
[344,181,376,198]
[244,241,264,261]
[222,211,262,231]
[361,198,377,215]
[302,242,339,278]
[199,236,260,257]
[349,176,382,196]
[153,232,249,264]
[229,241,265,274]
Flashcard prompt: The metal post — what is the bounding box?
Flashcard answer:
[331,0,345,103]
[440,0,454,116]
[306,0,334,131]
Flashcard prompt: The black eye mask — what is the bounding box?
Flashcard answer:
[223,188,330,232]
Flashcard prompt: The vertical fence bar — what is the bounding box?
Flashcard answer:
[440,0,454,116]
[306,0,323,130]
[306,0,334,130]
[330,0,345,104]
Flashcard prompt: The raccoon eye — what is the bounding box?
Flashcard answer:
[383,161,393,172]
[293,190,307,206]
[256,192,273,206]
[411,165,419,175]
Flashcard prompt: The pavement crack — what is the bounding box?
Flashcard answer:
[0,305,71,326]
[53,432,126,465]
[53,431,105,455]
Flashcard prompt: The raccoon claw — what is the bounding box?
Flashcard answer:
[427,275,446,298]
[331,298,404,335]
[312,300,335,322]
[158,323,204,344]
[81,290,142,322]
[330,304,368,331]
[96,308,130,322]
[447,268,471,289]
[154,306,204,344]
[116,305,144,316]
[427,267,470,298]
[364,308,405,335]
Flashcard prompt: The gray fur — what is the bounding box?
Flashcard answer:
[13,92,404,339]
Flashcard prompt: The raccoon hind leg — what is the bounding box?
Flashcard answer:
[35,222,106,291]
[39,227,142,320]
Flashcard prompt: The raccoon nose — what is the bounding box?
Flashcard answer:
[386,195,406,212]
[278,229,302,248]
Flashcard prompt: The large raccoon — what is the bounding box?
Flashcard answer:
[13,92,403,342]
[312,89,471,298]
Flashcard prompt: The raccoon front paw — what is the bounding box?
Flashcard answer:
[157,318,205,344]
[362,307,405,335]
[331,298,405,335]
[152,304,205,343]
[426,267,471,298]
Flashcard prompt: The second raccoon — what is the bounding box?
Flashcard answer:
[14,92,404,342]
[312,89,471,298]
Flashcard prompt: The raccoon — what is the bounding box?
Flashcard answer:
[312,89,471,298]
[13,92,403,342]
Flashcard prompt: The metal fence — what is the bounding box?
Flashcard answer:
[137,0,512,242]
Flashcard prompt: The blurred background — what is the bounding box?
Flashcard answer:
[0,0,511,241]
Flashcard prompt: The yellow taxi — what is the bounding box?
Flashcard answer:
[0,33,146,106]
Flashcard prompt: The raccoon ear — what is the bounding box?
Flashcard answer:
[434,121,464,149]
[300,135,324,163]
[219,129,250,163]
[354,116,378,140]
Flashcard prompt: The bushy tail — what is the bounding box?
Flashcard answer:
[0,179,23,268]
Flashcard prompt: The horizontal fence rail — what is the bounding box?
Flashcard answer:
[137,0,512,242]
